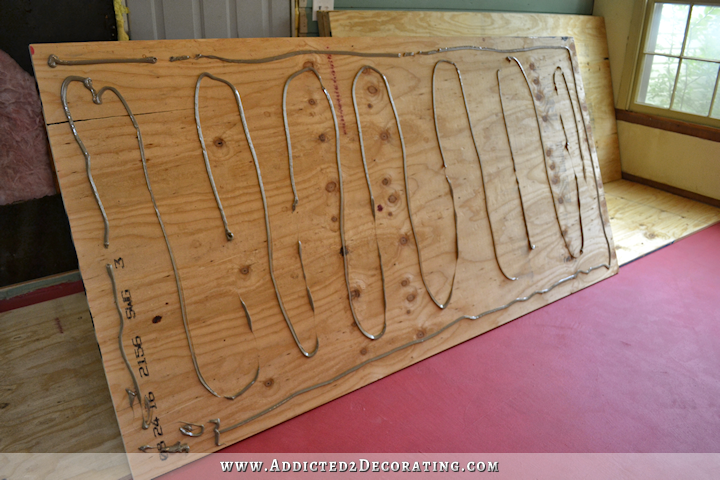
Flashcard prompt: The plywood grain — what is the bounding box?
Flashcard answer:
[0,293,126,455]
[605,179,720,265]
[32,36,616,479]
[321,10,621,183]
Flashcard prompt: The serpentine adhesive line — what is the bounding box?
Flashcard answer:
[347,66,393,340]
[507,55,578,260]
[430,63,519,282]
[60,77,110,249]
[283,66,384,343]
[106,263,150,430]
[497,69,536,252]
[354,65,463,310]
[63,75,258,400]
[554,67,589,182]
[193,72,318,363]
[558,115,586,256]
[195,73,236,241]
[426,59,463,308]
[554,66,613,266]
[48,53,157,67]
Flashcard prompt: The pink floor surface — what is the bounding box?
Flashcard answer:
[212,223,720,454]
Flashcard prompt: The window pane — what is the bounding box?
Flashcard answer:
[646,3,690,56]
[637,54,680,108]
[684,5,720,60]
[672,60,719,116]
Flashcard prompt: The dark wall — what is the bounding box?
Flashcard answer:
[0,0,117,74]
[0,0,117,287]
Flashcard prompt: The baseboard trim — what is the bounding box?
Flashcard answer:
[621,172,720,209]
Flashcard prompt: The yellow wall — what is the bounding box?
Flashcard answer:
[594,0,720,201]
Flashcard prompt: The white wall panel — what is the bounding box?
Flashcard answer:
[128,0,290,40]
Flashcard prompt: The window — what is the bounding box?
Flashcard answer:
[631,1,720,127]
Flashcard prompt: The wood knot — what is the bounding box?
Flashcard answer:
[213,137,224,148]
[401,279,409,287]
[399,236,408,245]
[388,194,397,204]
[416,330,424,339]
[264,379,274,388]
[546,148,553,156]
[549,162,556,170]
[533,77,540,85]
[152,315,162,324]
[360,347,367,355]
[529,63,536,70]
[325,181,336,192]
[319,133,327,142]
[558,196,564,204]
[240,266,250,275]
[552,174,560,185]
[367,103,373,109]
[340,246,348,256]
[350,288,361,300]
[542,114,549,122]
[382,177,390,186]
[535,92,544,101]
[407,293,416,302]
[331,215,338,222]
[380,130,390,141]
[368,85,378,94]
[308,98,316,106]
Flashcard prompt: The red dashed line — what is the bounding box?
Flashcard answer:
[327,55,347,135]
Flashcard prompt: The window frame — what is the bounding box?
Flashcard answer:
[628,0,720,128]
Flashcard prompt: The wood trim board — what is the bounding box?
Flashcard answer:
[615,109,720,144]
[320,10,622,183]
[32,36,617,479]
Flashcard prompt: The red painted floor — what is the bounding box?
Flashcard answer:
[217,223,720,454]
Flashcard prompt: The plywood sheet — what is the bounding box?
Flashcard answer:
[605,179,720,265]
[0,292,126,455]
[321,10,621,182]
[32,36,617,479]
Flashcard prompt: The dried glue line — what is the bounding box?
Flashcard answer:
[554,66,613,267]
[48,54,156,68]
[63,79,243,399]
[183,44,613,264]
[198,68,317,359]
[60,77,110,248]
[212,261,610,444]
[276,67,332,353]
[426,59,473,307]
[73,76,256,400]
[348,66,395,339]
[558,115,585,256]
[180,45,579,66]
[285,67,381,342]
[194,73,235,241]
[106,264,150,430]
[553,67,588,182]
[506,56,577,259]
[360,65,466,307]
[298,241,315,312]
[441,66,519,282]
[497,69,536,251]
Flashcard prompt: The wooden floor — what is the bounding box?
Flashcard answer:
[605,180,720,266]
[0,180,718,463]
